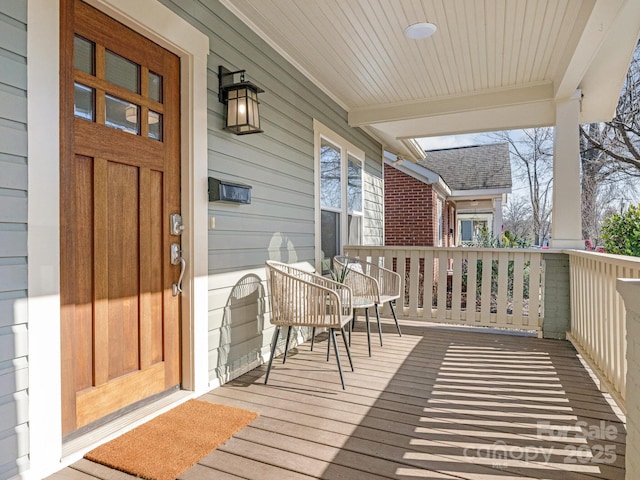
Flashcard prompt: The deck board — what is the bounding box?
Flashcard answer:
[49,320,626,480]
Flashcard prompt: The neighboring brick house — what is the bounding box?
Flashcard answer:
[384,143,512,247]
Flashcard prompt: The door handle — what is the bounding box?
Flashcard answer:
[171,243,186,296]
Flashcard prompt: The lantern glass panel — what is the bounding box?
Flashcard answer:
[238,88,248,125]
[251,97,260,129]
[227,97,238,129]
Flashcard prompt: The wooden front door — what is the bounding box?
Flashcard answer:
[60,0,181,436]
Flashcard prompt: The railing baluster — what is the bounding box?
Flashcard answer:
[437,250,448,321]
[607,262,616,391]
[617,266,627,398]
[382,249,394,316]
[451,250,463,322]
[480,250,492,324]
[496,251,509,325]
[423,249,434,320]
[397,249,407,316]
[529,252,542,330]
[409,249,420,318]
[467,250,478,323]
[512,253,525,325]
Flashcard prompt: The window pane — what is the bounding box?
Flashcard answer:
[320,140,341,209]
[74,83,94,121]
[461,220,473,241]
[105,50,140,93]
[148,110,163,141]
[148,71,162,103]
[321,210,340,274]
[105,95,139,135]
[347,156,362,213]
[348,214,362,245]
[74,36,94,75]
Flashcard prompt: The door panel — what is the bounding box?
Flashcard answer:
[106,161,140,379]
[60,0,181,436]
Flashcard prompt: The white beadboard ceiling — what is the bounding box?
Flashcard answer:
[221,0,640,159]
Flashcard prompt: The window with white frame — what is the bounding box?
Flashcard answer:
[315,121,364,274]
[347,154,363,245]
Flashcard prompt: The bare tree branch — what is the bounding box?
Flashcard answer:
[490,128,553,245]
[578,42,640,243]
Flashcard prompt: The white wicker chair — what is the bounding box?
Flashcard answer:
[264,260,354,389]
[333,256,402,355]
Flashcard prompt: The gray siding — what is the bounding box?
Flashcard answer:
[159,0,384,384]
[364,172,384,246]
[0,1,29,478]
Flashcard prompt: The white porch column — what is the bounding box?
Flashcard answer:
[617,279,640,480]
[492,197,503,239]
[551,91,583,249]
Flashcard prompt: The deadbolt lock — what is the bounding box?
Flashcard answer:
[170,213,184,236]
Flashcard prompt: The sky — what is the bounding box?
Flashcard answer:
[416,128,640,228]
[417,133,486,151]
[418,131,640,206]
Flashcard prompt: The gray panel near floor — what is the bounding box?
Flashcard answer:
[158,0,383,384]
[0,1,28,478]
[542,253,571,339]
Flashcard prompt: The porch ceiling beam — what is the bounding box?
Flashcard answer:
[553,0,601,101]
[349,83,554,129]
[366,98,556,141]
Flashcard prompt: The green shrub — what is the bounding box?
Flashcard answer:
[601,204,640,257]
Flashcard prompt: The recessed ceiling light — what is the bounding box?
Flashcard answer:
[404,22,437,40]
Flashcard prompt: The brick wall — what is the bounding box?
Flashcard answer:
[384,163,438,246]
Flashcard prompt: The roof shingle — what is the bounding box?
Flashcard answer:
[418,143,512,191]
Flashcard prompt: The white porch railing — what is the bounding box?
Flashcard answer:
[344,246,544,333]
[567,250,640,412]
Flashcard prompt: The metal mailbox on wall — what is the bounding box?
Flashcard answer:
[208,177,252,204]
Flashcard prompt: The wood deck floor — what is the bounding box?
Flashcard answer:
[49,320,626,480]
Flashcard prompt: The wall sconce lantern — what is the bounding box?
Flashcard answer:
[218,66,264,135]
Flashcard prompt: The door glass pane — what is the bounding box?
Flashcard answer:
[105,95,139,134]
[149,71,162,103]
[347,156,362,213]
[148,111,163,141]
[348,214,362,245]
[74,36,94,75]
[320,140,341,209]
[74,83,94,121]
[105,50,140,93]
[321,210,340,274]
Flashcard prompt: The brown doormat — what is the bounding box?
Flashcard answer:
[85,399,258,480]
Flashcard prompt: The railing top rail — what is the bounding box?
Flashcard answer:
[345,245,545,254]
[564,249,640,267]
